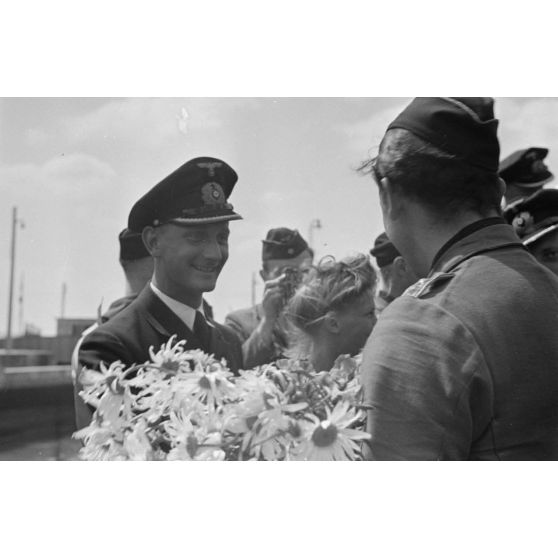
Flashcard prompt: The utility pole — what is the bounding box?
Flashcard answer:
[6,207,18,351]
[18,273,24,335]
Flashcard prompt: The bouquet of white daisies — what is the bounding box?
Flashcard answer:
[74,336,370,461]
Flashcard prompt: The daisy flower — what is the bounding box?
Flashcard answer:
[148,336,189,376]
[123,419,154,460]
[79,360,130,407]
[166,414,225,461]
[177,366,235,408]
[290,401,370,461]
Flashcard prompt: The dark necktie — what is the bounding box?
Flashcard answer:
[193,311,212,350]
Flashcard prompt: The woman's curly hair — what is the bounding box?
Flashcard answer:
[284,253,376,358]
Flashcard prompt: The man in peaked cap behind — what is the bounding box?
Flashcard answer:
[225,227,313,368]
[369,232,418,316]
[499,147,554,207]
[78,157,244,379]
[360,98,558,460]
[504,188,558,277]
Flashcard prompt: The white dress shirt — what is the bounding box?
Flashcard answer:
[150,282,210,331]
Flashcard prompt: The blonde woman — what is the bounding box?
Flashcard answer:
[285,254,377,371]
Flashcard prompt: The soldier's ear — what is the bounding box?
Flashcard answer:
[393,255,407,277]
[142,227,159,256]
[379,177,404,221]
[323,311,341,334]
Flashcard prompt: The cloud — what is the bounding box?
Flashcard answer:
[50,98,262,149]
[1,153,116,201]
[26,127,51,145]
[43,153,116,190]
[0,153,121,336]
[497,98,558,151]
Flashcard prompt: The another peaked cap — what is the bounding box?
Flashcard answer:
[128,156,242,232]
[504,188,558,246]
[386,97,500,172]
[499,147,553,188]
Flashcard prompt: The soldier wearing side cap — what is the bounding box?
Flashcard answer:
[369,232,418,316]
[72,228,153,429]
[102,228,155,320]
[504,188,558,277]
[225,228,313,368]
[78,157,243,380]
[359,97,558,460]
[499,147,554,207]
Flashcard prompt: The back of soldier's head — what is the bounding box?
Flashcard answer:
[371,98,503,219]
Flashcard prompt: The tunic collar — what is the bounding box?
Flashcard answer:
[429,218,525,276]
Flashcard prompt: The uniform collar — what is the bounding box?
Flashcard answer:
[429,217,525,276]
[149,282,208,331]
[377,290,396,305]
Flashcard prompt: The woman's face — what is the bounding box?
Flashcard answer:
[333,289,377,356]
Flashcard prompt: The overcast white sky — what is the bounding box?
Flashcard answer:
[1,97,558,335]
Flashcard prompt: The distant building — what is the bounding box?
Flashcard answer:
[0,316,95,366]
[56,318,95,337]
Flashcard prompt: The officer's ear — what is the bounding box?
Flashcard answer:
[142,226,160,257]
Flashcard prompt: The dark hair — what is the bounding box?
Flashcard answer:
[359,128,503,218]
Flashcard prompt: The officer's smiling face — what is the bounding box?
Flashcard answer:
[150,221,230,306]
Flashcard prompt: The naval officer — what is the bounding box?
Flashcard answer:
[78,156,243,376]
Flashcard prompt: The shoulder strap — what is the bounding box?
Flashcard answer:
[403,272,456,299]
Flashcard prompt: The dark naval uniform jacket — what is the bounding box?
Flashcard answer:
[78,285,243,375]
[225,304,289,368]
[361,218,558,460]
[72,290,228,430]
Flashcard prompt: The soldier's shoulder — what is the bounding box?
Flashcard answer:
[84,300,142,343]
[402,271,456,300]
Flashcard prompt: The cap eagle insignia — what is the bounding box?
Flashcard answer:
[198,161,223,177]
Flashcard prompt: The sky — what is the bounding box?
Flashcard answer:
[2,97,558,336]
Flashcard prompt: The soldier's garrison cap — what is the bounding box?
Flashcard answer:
[504,188,558,246]
[128,156,242,232]
[262,228,309,261]
[370,232,401,268]
[499,147,554,188]
[387,97,500,172]
[119,228,150,261]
